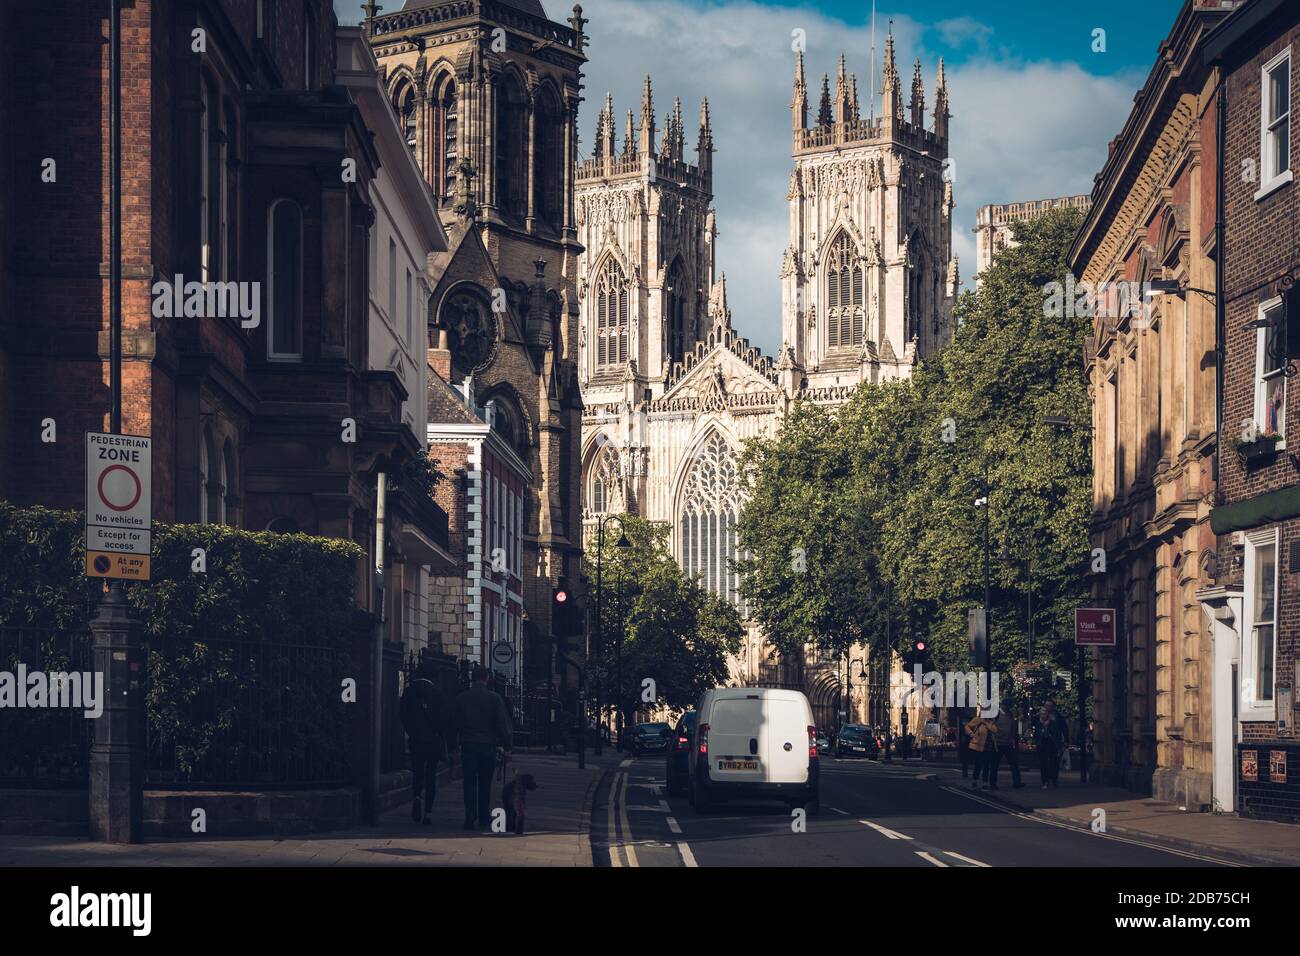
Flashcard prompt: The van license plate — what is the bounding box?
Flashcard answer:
[719,760,758,771]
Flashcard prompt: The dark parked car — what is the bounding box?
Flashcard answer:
[665,711,697,795]
[836,724,879,759]
[632,721,673,756]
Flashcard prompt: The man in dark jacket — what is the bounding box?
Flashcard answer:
[400,662,448,824]
[450,665,513,830]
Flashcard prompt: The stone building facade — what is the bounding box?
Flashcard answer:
[576,39,958,725]
[974,195,1092,286]
[1070,0,1231,807]
[1201,0,1300,823]
[0,1,450,637]
[365,0,587,687]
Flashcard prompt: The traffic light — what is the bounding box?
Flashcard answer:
[552,582,572,643]
[902,640,929,671]
[914,639,928,672]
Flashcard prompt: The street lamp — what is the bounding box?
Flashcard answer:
[615,534,631,750]
[592,512,632,756]
[1042,414,1094,784]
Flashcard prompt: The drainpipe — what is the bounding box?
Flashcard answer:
[1214,73,1226,484]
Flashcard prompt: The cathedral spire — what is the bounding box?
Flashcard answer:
[792,50,807,131]
[849,73,860,123]
[910,58,925,127]
[934,57,951,138]
[697,97,713,172]
[624,109,636,159]
[639,74,656,157]
[881,27,901,126]
[817,73,833,127]
[835,53,851,124]
[603,91,616,163]
[672,96,684,161]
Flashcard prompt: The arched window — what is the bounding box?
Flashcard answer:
[594,259,628,368]
[222,439,237,527]
[267,199,304,359]
[678,432,746,612]
[495,74,528,218]
[198,429,210,524]
[391,79,417,151]
[665,258,688,364]
[432,75,458,200]
[533,87,563,229]
[908,250,927,342]
[200,75,226,283]
[825,232,864,350]
[589,444,622,514]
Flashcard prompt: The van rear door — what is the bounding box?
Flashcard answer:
[707,694,764,783]
[763,696,810,784]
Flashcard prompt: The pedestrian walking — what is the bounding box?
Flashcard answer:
[450,665,513,831]
[989,703,1023,790]
[399,661,447,824]
[957,716,972,778]
[963,712,997,789]
[1036,703,1066,788]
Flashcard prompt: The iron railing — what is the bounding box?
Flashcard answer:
[0,625,95,787]
[143,627,354,788]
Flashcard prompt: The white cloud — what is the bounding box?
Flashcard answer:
[338,0,1145,354]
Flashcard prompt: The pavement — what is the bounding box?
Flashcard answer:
[0,751,618,867]
[599,752,1293,867]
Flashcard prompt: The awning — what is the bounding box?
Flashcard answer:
[1210,485,1300,535]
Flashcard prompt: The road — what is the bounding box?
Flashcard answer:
[591,754,1237,868]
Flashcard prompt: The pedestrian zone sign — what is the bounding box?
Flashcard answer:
[86,432,152,580]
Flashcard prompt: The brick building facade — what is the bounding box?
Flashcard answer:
[0,2,449,634]
[1070,0,1230,807]
[1201,0,1300,823]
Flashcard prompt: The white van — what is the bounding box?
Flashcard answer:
[687,687,820,814]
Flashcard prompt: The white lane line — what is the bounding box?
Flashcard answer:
[607,772,622,868]
[939,785,1243,867]
[861,820,913,840]
[619,757,634,768]
[916,851,949,867]
[618,772,639,868]
[677,841,699,868]
[944,850,990,867]
[830,807,849,815]
[666,816,682,834]
[658,799,672,812]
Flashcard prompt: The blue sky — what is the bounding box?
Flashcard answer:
[335,0,1185,354]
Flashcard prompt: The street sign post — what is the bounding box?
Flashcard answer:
[967,608,987,667]
[85,432,151,580]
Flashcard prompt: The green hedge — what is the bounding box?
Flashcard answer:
[0,502,365,640]
[0,502,367,783]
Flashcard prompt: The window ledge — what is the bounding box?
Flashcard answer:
[1254,169,1293,202]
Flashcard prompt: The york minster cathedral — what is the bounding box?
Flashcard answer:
[577,35,959,715]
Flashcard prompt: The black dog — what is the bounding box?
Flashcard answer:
[501,772,538,835]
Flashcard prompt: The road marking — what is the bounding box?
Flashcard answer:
[916,851,949,867]
[666,816,682,834]
[607,773,621,868]
[939,786,1243,867]
[830,807,849,815]
[618,772,639,868]
[619,757,633,768]
[658,799,672,812]
[861,820,913,840]
[944,850,990,867]
[677,841,699,868]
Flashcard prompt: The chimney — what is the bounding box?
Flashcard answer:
[428,328,452,382]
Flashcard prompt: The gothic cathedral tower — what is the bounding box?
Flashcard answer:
[574,76,719,513]
[782,35,958,393]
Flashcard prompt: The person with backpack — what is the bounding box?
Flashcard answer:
[964,710,997,789]
[400,661,448,824]
[450,665,513,831]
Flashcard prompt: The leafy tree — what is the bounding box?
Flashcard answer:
[589,516,743,728]
[738,207,1092,706]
